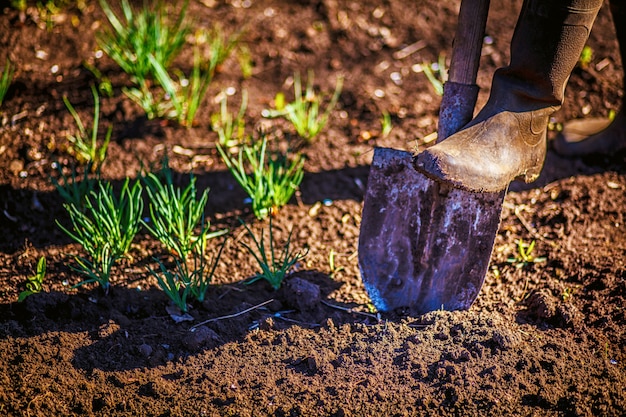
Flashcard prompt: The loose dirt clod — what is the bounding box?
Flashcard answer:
[281,276,322,310]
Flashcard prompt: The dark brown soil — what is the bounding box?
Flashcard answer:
[1,0,625,416]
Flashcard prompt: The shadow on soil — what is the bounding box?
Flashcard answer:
[0,269,379,373]
[0,164,370,253]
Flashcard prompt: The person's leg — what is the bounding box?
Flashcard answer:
[415,0,603,193]
[553,0,626,156]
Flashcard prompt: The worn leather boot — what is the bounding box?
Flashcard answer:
[415,0,603,193]
[554,0,626,156]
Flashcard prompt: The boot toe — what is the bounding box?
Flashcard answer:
[415,145,501,193]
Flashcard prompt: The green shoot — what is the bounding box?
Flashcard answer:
[380,110,392,137]
[10,0,27,12]
[149,47,213,127]
[507,239,547,269]
[71,243,117,294]
[237,44,253,79]
[218,135,305,220]
[579,45,593,69]
[18,257,46,302]
[97,0,189,83]
[82,61,114,98]
[63,85,112,168]
[123,83,171,119]
[328,248,344,279]
[149,240,225,310]
[211,90,248,148]
[422,54,447,96]
[263,71,343,143]
[201,25,241,73]
[189,240,226,302]
[57,179,143,261]
[142,171,227,259]
[240,218,307,290]
[50,162,99,210]
[148,257,192,312]
[0,58,15,108]
[97,0,190,118]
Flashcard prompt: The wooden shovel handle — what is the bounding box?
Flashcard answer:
[438,0,490,141]
[448,0,491,85]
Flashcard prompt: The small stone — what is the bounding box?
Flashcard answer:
[138,343,153,357]
[182,326,221,351]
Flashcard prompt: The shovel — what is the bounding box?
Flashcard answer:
[358,0,505,315]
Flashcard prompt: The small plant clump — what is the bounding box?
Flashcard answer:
[97,1,241,126]
[63,85,112,169]
[148,241,225,312]
[211,90,248,148]
[142,170,227,260]
[240,219,307,290]
[150,46,213,127]
[263,71,343,143]
[18,257,46,302]
[200,25,241,73]
[58,179,144,292]
[218,135,305,220]
[96,0,190,119]
[421,54,448,96]
[507,239,547,269]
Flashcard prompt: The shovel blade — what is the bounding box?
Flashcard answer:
[358,147,504,315]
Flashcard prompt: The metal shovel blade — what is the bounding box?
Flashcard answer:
[358,147,505,315]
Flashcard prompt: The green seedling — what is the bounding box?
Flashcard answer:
[97,0,189,82]
[263,71,343,143]
[18,257,46,302]
[211,90,248,148]
[97,0,190,118]
[71,243,117,294]
[380,110,392,137]
[150,47,213,127]
[83,61,114,98]
[123,83,171,119]
[0,58,15,108]
[561,286,578,302]
[274,92,286,111]
[188,240,226,302]
[142,171,227,260]
[149,257,193,312]
[328,248,344,279]
[237,44,253,79]
[422,54,448,96]
[63,85,112,168]
[240,218,307,290]
[579,45,593,69]
[10,0,27,12]
[58,179,143,261]
[200,25,241,74]
[218,135,305,220]
[507,239,547,269]
[50,162,99,210]
[149,240,225,310]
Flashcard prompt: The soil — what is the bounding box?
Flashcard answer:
[0,0,625,416]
